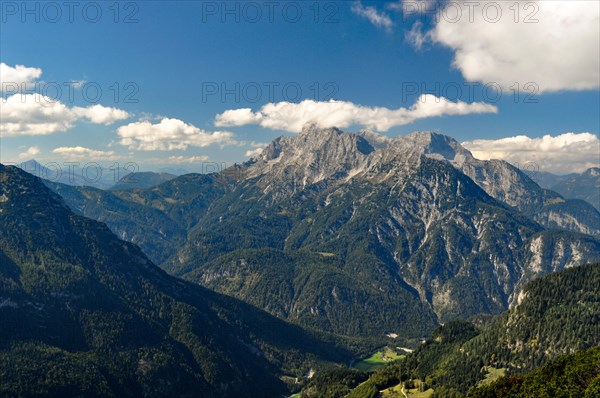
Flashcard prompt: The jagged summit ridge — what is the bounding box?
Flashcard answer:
[244,126,599,235]
[249,125,375,188]
[250,128,467,184]
[396,131,473,164]
[253,127,473,179]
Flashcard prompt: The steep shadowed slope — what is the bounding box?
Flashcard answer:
[0,165,351,398]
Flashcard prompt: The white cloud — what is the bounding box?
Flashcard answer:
[462,133,600,174]
[0,93,130,136]
[18,146,41,159]
[351,1,393,32]
[72,104,130,124]
[215,95,497,133]
[405,20,429,50]
[165,155,211,164]
[117,118,238,151]
[1,94,73,136]
[0,63,42,91]
[426,1,600,92]
[245,147,264,158]
[52,146,119,161]
[217,108,261,125]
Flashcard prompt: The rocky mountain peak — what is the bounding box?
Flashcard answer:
[258,127,478,167]
[358,128,393,149]
[298,123,341,136]
[392,131,473,165]
[584,167,600,177]
[260,126,477,165]
[248,126,375,187]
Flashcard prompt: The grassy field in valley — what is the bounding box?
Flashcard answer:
[353,347,405,372]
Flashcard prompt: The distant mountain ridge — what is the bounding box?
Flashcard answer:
[15,159,129,190]
[15,160,177,192]
[110,171,176,190]
[536,167,600,211]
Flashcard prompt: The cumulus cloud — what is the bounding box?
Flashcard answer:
[1,94,74,136]
[351,1,393,32]
[18,146,41,159]
[52,146,119,160]
[117,118,238,151]
[423,1,599,92]
[215,95,497,133]
[462,133,600,174]
[0,93,130,136]
[245,147,265,158]
[72,104,129,124]
[217,108,261,125]
[0,63,42,91]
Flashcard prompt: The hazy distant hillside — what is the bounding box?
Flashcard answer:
[15,159,128,190]
[551,168,600,211]
[535,168,600,211]
[110,171,176,190]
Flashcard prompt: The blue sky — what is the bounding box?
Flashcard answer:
[1,1,598,174]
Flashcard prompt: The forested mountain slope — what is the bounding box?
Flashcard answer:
[317,263,600,397]
[0,164,351,398]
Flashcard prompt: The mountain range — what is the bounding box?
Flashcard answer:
[1,164,596,397]
[35,127,600,343]
[536,167,600,211]
[14,160,176,191]
[14,160,126,190]
[0,164,353,397]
